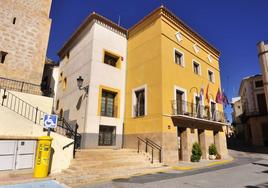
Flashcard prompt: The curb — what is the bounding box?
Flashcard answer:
[172,158,234,171]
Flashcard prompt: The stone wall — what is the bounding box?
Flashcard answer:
[0,0,52,85]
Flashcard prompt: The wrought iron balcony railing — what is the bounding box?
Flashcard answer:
[171,100,227,123]
[239,107,268,123]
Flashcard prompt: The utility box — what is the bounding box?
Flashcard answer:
[34,136,53,178]
[0,140,36,171]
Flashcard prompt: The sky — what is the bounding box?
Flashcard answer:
[47,0,268,121]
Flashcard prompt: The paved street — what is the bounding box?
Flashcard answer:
[78,147,268,188]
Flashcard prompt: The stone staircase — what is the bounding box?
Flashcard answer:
[55,149,166,187]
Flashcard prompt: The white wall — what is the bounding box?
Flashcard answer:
[85,22,127,135]
[56,19,127,148]
[0,89,73,173]
[240,76,265,112]
[9,91,53,114]
[56,22,95,132]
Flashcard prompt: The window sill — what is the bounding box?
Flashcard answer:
[100,115,118,118]
[132,115,146,119]
[103,62,121,70]
[175,62,185,68]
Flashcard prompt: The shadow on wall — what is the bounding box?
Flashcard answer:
[48,147,55,174]
[76,95,83,110]
[63,110,70,121]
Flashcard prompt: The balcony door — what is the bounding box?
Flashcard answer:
[257,93,267,115]
[195,96,201,117]
[176,90,184,114]
[211,101,216,120]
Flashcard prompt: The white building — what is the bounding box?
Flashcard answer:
[238,74,268,145]
[56,13,128,148]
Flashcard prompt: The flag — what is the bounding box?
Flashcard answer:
[205,84,210,103]
[222,90,229,107]
[215,88,222,104]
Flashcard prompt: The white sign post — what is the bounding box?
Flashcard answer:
[44,114,58,136]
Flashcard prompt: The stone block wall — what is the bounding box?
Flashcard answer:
[0,0,52,85]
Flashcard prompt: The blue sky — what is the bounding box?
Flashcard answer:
[47,0,268,121]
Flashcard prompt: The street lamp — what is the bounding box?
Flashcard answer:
[76,76,88,94]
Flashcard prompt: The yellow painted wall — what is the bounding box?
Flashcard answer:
[125,10,224,137]
[124,18,164,135]
[160,16,223,133]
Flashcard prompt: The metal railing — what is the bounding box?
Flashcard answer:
[57,117,81,158]
[137,137,162,163]
[171,100,227,123]
[0,76,41,95]
[1,88,46,125]
[1,88,81,158]
[239,107,268,123]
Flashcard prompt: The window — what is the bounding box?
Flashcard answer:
[256,93,267,114]
[134,89,145,117]
[13,17,16,25]
[210,101,216,120]
[174,50,184,66]
[56,100,60,110]
[0,51,8,64]
[195,96,202,117]
[104,51,120,67]
[208,70,214,82]
[193,61,200,75]
[176,90,185,114]
[59,72,63,82]
[255,80,263,88]
[63,77,67,90]
[101,90,116,117]
[66,51,70,59]
[98,125,116,146]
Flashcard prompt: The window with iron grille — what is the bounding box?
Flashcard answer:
[101,90,116,117]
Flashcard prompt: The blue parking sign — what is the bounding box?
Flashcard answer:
[44,114,58,129]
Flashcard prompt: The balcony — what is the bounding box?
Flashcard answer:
[239,108,268,123]
[171,100,227,123]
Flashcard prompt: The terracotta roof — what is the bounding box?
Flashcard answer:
[58,12,127,59]
[129,6,220,57]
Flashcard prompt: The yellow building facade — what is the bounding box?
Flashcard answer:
[124,7,228,164]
